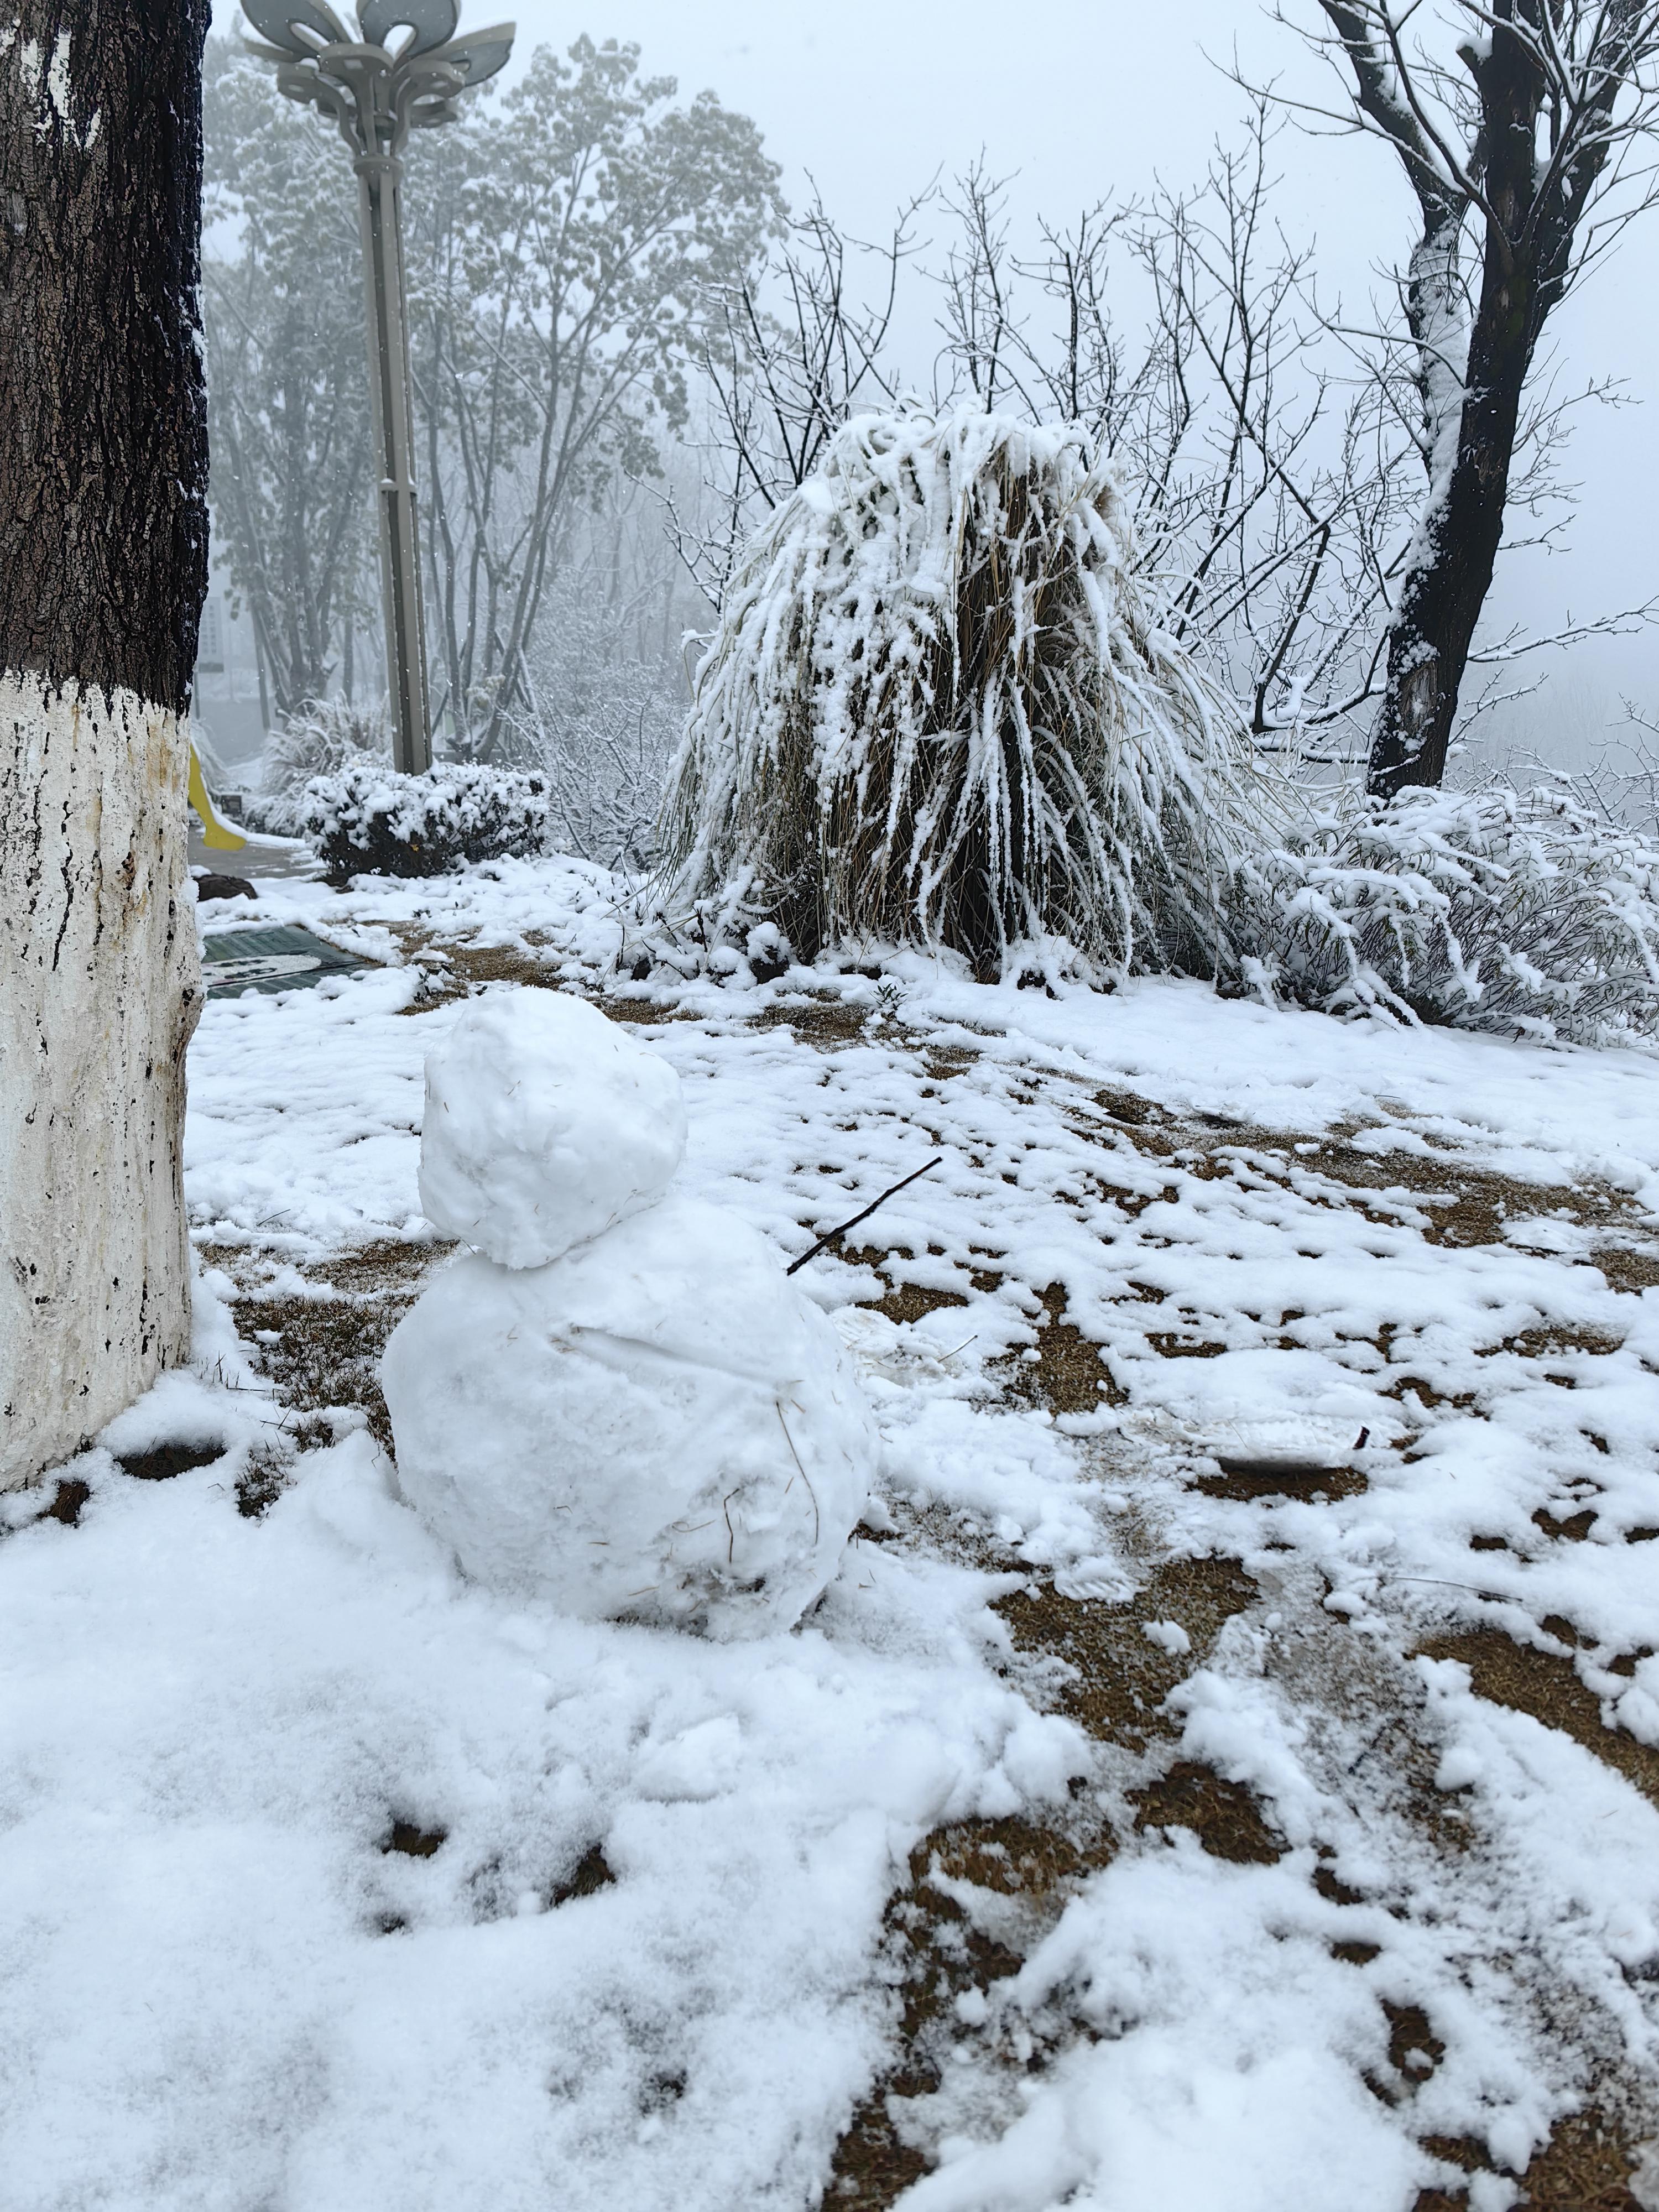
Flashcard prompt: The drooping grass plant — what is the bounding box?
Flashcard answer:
[662,408,1277,980]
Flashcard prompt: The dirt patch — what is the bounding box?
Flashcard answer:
[827,1813,1108,2209]
[1417,2106,1653,2210]
[1067,1093,1656,1275]
[752,996,872,1046]
[997,1555,1258,1750]
[1374,1998,1446,2100]
[1196,1462,1369,1503]
[1416,1629,1659,1810]
[1146,1329,1229,1359]
[1533,1501,1601,1542]
[1497,1324,1626,1360]
[1130,1760,1286,1863]
[841,1241,972,1327]
[383,1820,446,1859]
[1590,1246,1659,1296]
[549,1843,616,1908]
[829,1550,1261,2205]
[40,1478,91,1527]
[116,1439,226,1482]
[997,1282,1123,1413]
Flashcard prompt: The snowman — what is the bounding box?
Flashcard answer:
[382,988,879,1637]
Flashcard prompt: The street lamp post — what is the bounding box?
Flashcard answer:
[239,3,514,774]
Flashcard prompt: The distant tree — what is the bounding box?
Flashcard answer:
[1283,1,1659,796]
[202,35,375,718]
[406,36,781,758]
[0,0,211,1489]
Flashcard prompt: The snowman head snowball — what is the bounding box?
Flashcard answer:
[383,989,878,1638]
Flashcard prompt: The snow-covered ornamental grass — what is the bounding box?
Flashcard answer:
[664,408,1276,981]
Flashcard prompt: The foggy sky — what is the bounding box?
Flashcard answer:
[213,1,1659,742]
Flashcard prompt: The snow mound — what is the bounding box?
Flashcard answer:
[418,990,686,1267]
[383,1194,878,1636]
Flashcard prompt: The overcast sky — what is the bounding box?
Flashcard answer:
[216,1,1659,743]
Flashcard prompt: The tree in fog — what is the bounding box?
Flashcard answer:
[1282,0,1659,796]
[202,37,375,718]
[406,35,780,758]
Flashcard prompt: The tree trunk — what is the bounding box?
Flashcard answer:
[1364,340,1528,798]
[1364,15,1571,800]
[0,1,211,1490]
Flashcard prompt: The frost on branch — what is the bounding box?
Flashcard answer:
[662,407,1276,981]
[1243,785,1659,1047]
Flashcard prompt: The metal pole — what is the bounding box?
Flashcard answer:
[354,148,432,774]
[240,3,515,777]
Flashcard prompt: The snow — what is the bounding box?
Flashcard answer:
[418,989,686,1267]
[384,1196,878,1635]
[6,850,1659,2206]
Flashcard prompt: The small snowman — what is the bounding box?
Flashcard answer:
[382,988,879,1637]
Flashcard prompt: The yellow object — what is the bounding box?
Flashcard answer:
[187,744,247,851]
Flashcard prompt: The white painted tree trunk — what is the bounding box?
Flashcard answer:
[0,676,200,1489]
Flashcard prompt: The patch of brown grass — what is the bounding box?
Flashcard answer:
[223,1239,452,1457]
[1417,2106,1652,2210]
[997,1556,1258,1750]
[1129,1760,1286,1863]
[1416,1630,1659,1810]
[996,1282,1123,1413]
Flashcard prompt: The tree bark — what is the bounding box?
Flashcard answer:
[1355,4,1633,799]
[0,1,211,1490]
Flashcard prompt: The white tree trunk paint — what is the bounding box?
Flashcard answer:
[1,674,200,1489]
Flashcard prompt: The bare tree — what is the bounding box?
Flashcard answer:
[1,0,210,1488]
[1276,0,1659,796]
[935,126,1419,761]
[674,190,924,602]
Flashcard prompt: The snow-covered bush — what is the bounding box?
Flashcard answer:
[299,759,550,880]
[248,698,391,833]
[1241,784,1659,1046]
[662,406,1279,980]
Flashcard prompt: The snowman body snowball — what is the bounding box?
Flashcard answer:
[383,989,877,1636]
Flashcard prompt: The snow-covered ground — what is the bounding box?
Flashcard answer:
[4,854,1659,2211]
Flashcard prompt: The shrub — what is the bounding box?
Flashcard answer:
[661,406,1280,982]
[1241,783,1659,1047]
[299,759,550,881]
